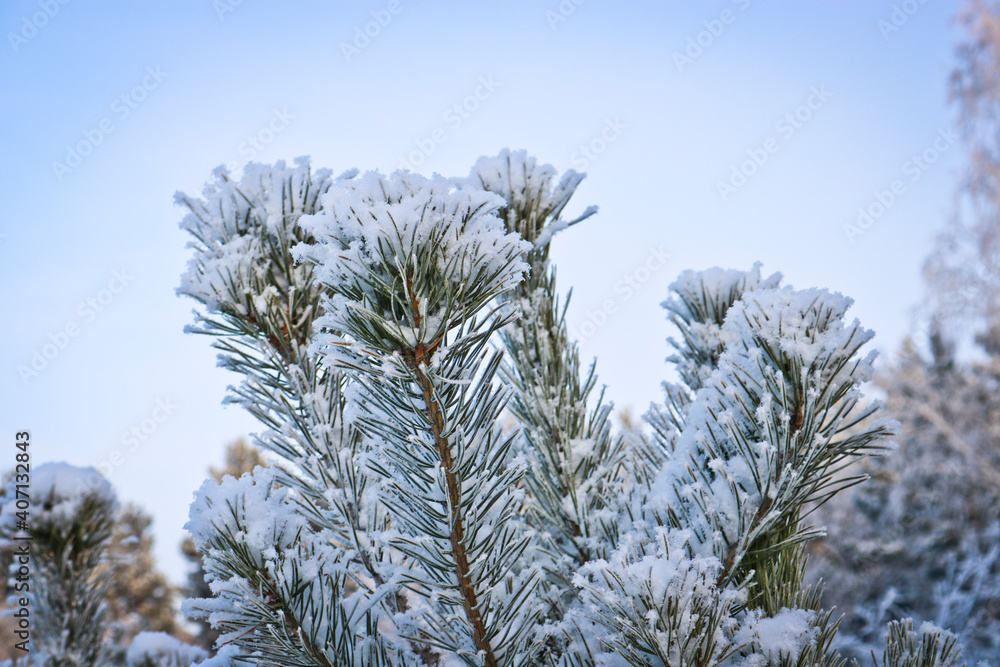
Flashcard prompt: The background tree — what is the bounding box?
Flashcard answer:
[808,1,1000,662]
[0,463,206,667]
[0,478,180,665]
[1,463,117,667]
[927,0,1000,348]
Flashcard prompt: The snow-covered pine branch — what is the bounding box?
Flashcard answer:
[185,466,394,667]
[177,155,981,667]
[574,266,899,667]
[177,159,367,529]
[461,151,629,599]
[177,159,401,665]
[294,170,540,667]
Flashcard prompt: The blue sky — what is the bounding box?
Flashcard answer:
[1,0,964,585]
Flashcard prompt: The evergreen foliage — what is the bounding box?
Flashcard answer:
[173,151,975,667]
[181,440,265,652]
[1,464,117,667]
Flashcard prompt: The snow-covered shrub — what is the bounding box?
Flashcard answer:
[177,153,978,667]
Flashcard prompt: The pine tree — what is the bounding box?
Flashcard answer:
[177,154,976,667]
[1,463,117,667]
[0,465,209,667]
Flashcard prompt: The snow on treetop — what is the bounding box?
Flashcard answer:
[2,462,116,528]
[294,170,531,354]
[464,149,596,247]
[34,461,113,502]
[663,262,783,325]
[661,263,784,391]
[725,286,876,385]
[176,158,337,313]
[466,149,581,218]
[177,158,334,241]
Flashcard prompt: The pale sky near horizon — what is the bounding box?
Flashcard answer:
[2,0,964,587]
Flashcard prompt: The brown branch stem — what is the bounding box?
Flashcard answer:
[411,344,498,667]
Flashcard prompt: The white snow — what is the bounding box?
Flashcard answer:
[735,608,818,664]
[176,157,336,313]
[126,631,208,667]
[2,462,116,528]
[294,169,531,364]
[185,465,305,558]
